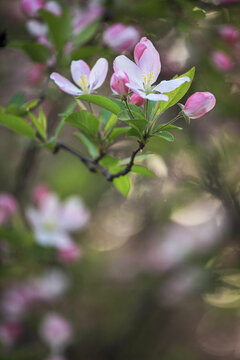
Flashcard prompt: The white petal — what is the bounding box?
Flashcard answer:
[89,58,108,91]
[50,72,82,96]
[114,55,142,87]
[154,76,190,93]
[70,60,90,86]
[145,93,169,101]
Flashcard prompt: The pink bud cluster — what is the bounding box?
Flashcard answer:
[21,0,61,17]
[183,92,216,119]
[103,23,140,53]
[0,193,17,225]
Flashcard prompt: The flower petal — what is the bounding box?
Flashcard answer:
[89,58,108,91]
[50,72,82,96]
[114,55,142,87]
[154,76,190,93]
[70,60,90,86]
[145,93,169,102]
[134,37,161,82]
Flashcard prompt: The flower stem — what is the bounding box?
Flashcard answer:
[153,113,183,133]
[124,98,134,119]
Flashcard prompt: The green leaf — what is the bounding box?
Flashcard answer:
[0,114,36,139]
[157,67,195,115]
[5,104,28,117]
[8,92,25,107]
[74,132,99,158]
[154,124,182,131]
[108,127,130,142]
[78,95,121,115]
[28,112,45,140]
[40,8,71,50]
[154,131,174,142]
[71,46,111,61]
[73,21,100,47]
[104,114,117,132]
[126,128,141,138]
[113,175,131,196]
[128,104,145,118]
[99,156,119,168]
[66,110,100,137]
[39,107,47,132]
[118,110,144,121]
[127,119,148,133]
[59,102,76,117]
[24,99,39,111]
[8,41,50,63]
[131,165,156,178]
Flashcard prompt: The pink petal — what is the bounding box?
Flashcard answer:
[89,58,108,91]
[114,55,142,87]
[50,72,82,96]
[134,37,161,81]
[70,60,90,86]
[184,92,216,119]
[154,76,190,93]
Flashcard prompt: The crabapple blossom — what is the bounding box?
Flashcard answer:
[26,20,48,38]
[0,193,17,225]
[218,25,239,44]
[211,50,233,71]
[129,93,144,106]
[183,92,216,119]
[20,0,44,17]
[114,37,190,101]
[103,23,140,53]
[110,71,129,96]
[40,313,72,351]
[32,184,50,206]
[26,193,90,249]
[50,58,108,96]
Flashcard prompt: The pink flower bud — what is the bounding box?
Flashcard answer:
[33,185,50,207]
[211,50,233,71]
[40,313,72,350]
[103,23,140,53]
[110,71,129,96]
[44,1,62,16]
[183,92,216,119]
[0,194,17,225]
[218,25,239,45]
[58,242,82,263]
[129,94,144,106]
[20,0,44,17]
[27,64,46,84]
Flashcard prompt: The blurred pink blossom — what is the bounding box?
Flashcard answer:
[21,0,44,17]
[0,320,22,347]
[218,25,239,45]
[45,1,62,16]
[40,313,72,351]
[103,23,140,53]
[33,184,50,206]
[58,241,82,263]
[129,93,144,106]
[0,193,17,225]
[26,20,48,38]
[183,92,216,119]
[72,6,103,35]
[27,64,47,84]
[110,71,129,96]
[211,50,233,71]
[26,193,90,249]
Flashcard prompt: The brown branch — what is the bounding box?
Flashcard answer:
[53,141,145,182]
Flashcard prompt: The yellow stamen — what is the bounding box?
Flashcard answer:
[142,71,154,92]
[78,75,88,93]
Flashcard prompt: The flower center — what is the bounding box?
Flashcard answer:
[78,75,88,93]
[142,71,154,92]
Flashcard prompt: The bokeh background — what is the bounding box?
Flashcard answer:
[0,0,240,359]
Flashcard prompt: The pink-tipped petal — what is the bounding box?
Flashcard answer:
[154,76,190,93]
[70,60,90,86]
[50,72,82,96]
[114,55,142,87]
[134,37,161,81]
[89,58,108,91]
[110,71,129,96]
[129,94,144,106]
[44,1,62,16]
[184,92,216,119]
